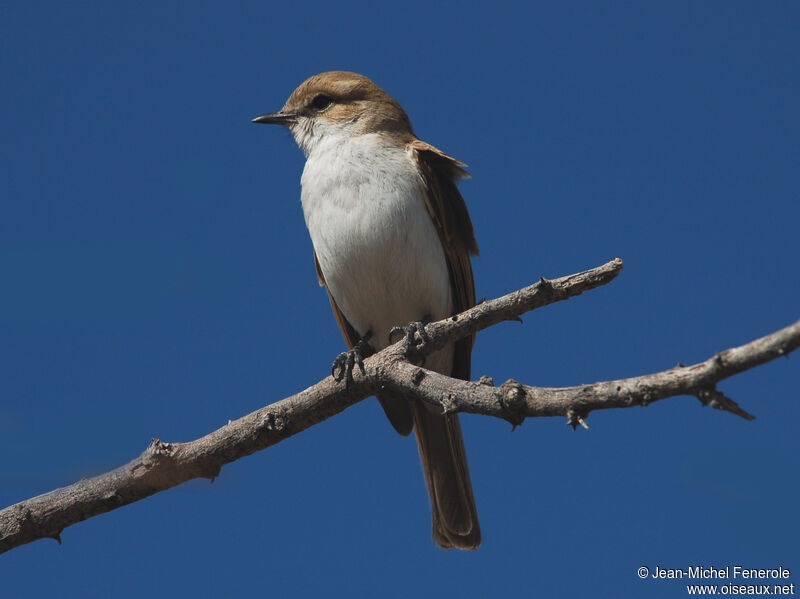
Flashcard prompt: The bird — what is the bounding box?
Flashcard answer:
[253,71,480,549]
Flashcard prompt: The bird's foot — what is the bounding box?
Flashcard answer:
[332,331,374,390]
[389,318,431,366]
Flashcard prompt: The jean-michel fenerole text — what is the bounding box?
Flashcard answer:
[651,566,791,580]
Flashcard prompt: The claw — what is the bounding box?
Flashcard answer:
[388,318,431,365]
[332,331,373,390]
[416,321,431,344]
[388,326,404,345]
[331,351,350,378]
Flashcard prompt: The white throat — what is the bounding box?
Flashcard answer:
[290,116,359,157]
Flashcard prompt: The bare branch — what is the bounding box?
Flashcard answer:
[381,318,800,424]
[2,258,797,555]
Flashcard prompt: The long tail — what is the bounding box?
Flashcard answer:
[412,400,481,550]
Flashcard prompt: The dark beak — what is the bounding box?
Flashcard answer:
[252,112,297,126]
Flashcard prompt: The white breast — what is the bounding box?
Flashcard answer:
[300,132,452,356]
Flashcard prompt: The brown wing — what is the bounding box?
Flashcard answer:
[409,139,479,378]
[314,252,413,436]
[408,139,481,550]
[314,252,360,347]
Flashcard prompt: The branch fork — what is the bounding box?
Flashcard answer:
[2,257,798,554]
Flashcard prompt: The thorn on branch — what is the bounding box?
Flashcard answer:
[499,380,526,429]
[566,409,590,431]
[696,387,756,421]
[147,439,174,457]
[49,532,62,545]
[441,393,457,415]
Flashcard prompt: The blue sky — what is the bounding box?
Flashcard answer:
[1,2,798,597]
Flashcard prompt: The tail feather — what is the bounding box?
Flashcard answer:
[412,400,481,550]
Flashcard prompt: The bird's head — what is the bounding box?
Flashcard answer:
[253,71,413,155]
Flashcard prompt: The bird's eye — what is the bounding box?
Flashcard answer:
[311,94,333,111]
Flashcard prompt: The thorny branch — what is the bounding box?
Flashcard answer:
[1,258,797,554]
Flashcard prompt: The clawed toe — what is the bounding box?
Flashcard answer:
[332,332,373,389]
[388,319,431,365]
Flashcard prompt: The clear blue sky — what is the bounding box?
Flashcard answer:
[2,2,798,597]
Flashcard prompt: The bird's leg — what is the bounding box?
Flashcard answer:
[332,331,374,390]
[389,316,432,366]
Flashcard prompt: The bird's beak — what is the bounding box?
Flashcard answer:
[252,112,297,126]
